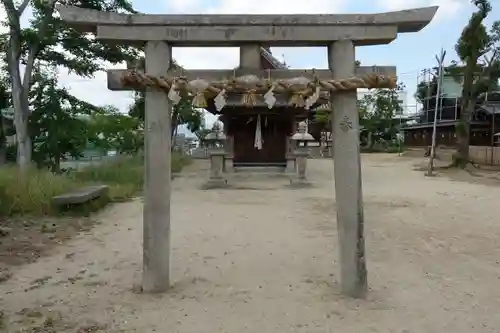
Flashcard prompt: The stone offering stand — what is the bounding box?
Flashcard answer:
[57,5,437,297]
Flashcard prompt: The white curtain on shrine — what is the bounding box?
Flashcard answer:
[254,115,263,150]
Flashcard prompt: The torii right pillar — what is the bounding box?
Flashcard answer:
[326,8,439,296]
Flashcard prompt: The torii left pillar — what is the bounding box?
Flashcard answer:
[142,41,172,292]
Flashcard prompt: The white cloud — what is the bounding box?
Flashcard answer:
[57,63,135,112]
[0,7,6,32]
[377,0,464,19]
[169,0,345,14]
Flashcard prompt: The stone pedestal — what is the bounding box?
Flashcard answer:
[203,149,227,188]
[223,135,234,172]
[289,149,311,187]
[203,121,228,187]
[286,153,295,173]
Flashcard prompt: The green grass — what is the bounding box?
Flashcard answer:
[0,165,77,216]
[0,153,191,216]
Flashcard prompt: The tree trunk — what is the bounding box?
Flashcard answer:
[11,81,32,171]
[0,140,6,165]
[0,118,6,165]
[13,112,31,170]
[171,123,178,151]
[171,113,179,151]
[455,100,473,167]
[51,155,61,174]
[8,26,32,172]
[4,0,52,173]
[454,58,476,168]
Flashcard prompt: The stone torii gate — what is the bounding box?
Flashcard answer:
[58,5,437,297]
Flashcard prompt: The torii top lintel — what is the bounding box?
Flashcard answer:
[56,5,438,47]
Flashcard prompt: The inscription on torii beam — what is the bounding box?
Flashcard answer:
[57,5,438,46]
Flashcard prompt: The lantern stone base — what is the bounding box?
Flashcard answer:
[289,149,312,187]
[202,177,228,189]
[285,154,295,173]
[202,150,228,189]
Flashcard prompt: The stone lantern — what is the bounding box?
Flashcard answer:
[204,120,226,150]
[203,121,227,188]
[290,121,314,186]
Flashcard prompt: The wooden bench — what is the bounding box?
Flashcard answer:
[52,185,109,214]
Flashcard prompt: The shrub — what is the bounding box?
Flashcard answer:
[70,153,191,199]
[385,145,404,153]
[172,153,192,173]
[0,152,191,217]
[0,166,78,216]
[70,155,143,199]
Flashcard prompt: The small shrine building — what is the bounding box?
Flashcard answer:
[205,46,320,168]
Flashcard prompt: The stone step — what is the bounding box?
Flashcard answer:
[233,166,286,174]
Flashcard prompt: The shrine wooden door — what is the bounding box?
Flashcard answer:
[231,114,289,166]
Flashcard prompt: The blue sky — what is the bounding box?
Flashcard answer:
[3,0,500,132]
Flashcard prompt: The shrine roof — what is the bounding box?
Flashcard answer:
[260,47,287,69]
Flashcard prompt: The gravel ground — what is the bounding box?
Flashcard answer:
[1,154,499,332]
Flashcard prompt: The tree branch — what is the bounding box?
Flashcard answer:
[21,1,58,114]
[2,1,24,111]
[17,0,30,15]
[2,0,23,42]
[2,0,18,23]
[479,48,498,78]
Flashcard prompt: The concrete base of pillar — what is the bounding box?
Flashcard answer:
[203,150,227,189]
[285,156,295,173]
[288,150,311,187]
[288,177,312,188]
[202,177,228,189]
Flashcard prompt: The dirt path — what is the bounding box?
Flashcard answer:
[1,155,500,332]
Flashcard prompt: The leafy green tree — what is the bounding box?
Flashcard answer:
[29,64,99,173]
[88,105,143,155]
[314,109,330,129]
[128,92,203,143]
[358,83,405,148]
[126,58,203,141]
[450,0,500,167]
[0,0,139,172]
[313,85,404,148]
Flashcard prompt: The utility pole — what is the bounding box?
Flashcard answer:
[424,69,431,123]
[426,48,446,176]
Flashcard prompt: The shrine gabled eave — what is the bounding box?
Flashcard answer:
[204,46,301,115]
